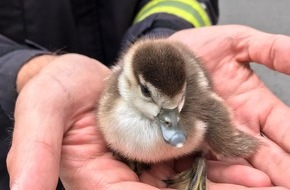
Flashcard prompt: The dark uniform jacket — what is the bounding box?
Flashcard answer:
[0,0,218,189]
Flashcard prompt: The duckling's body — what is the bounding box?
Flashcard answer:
[97,38,258,189]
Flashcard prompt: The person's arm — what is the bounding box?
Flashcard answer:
[0,34,51,116]
[122,0,218,46]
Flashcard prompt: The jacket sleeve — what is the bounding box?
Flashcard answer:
[122,0,219,45]
[0,34,49,118]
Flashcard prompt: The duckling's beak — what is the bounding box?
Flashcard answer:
[157,108,187,148]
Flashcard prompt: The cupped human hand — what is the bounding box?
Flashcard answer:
[170,25,290,189]
[6,54,177,190]
[7,24,290,190]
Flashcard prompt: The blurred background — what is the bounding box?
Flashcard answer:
[218,0,290,106]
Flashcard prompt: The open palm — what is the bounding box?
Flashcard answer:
[170,25,290,189]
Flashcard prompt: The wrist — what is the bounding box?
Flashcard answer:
[16,54,57,92]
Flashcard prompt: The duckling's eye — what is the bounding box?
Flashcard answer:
[140,84,151,97]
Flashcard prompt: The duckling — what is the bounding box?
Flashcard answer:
[97,38,259,190]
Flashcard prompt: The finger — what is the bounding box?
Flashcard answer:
[207,160,271,187]
[208,180,288,190]
[230,81,290,153]
[250,136,290,189]
[172,25,290,74]
[7,77,66,190]
[259,102,290,153]
[238,30,290,75]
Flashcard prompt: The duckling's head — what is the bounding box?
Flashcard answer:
[118,39,188,147]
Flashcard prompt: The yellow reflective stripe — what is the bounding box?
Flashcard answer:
[187,0,211,26]
[136,1,205,26]
[134,0,211,27]
[136,6,202,27]
[136,0,162,20]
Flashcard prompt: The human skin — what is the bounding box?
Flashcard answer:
[7,25,290,190]
[170,25,290,188]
